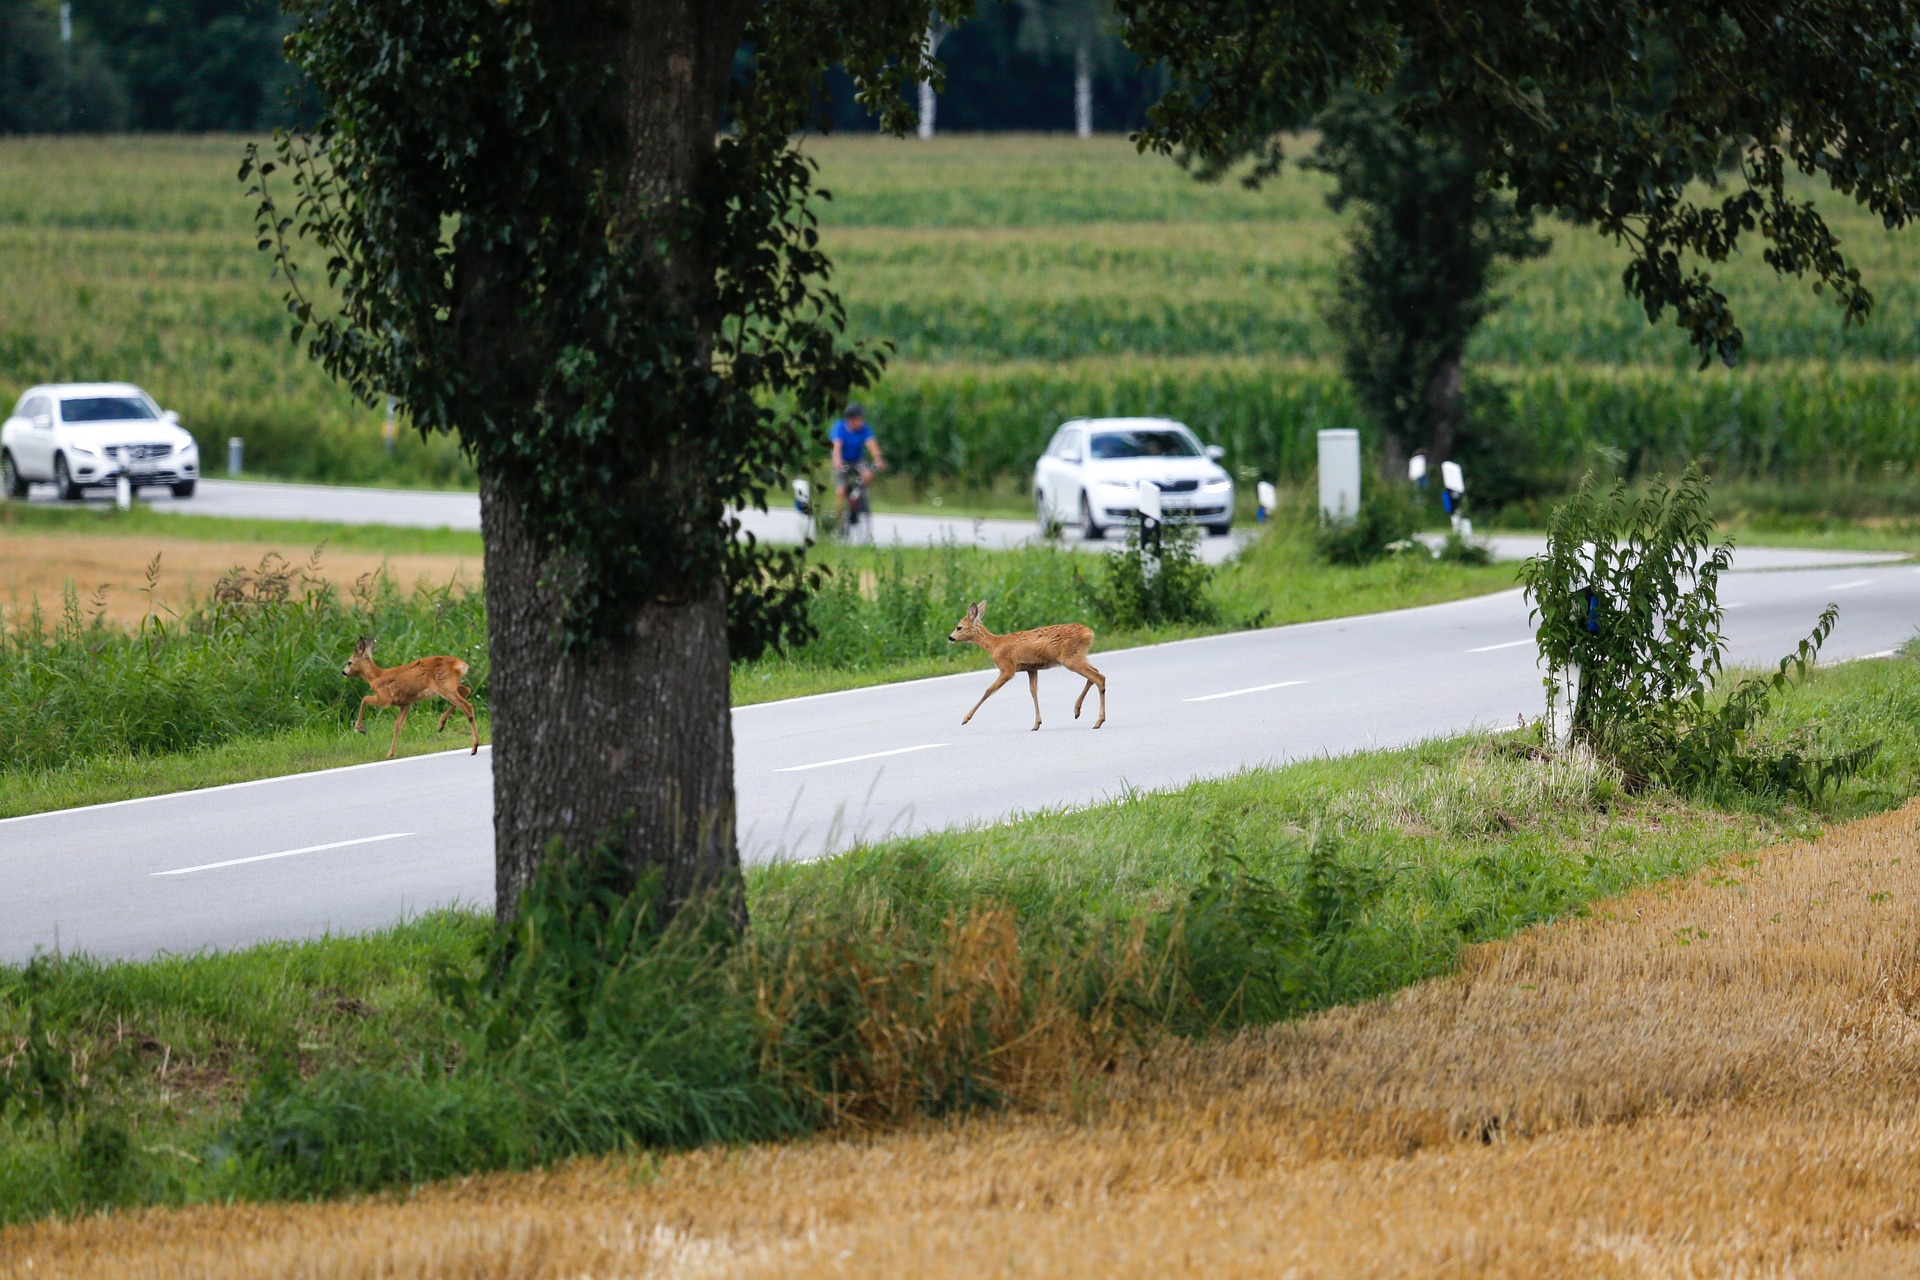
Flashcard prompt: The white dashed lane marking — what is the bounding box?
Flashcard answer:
[153,832,415,877]
[775,744,948,773]
[1184,680,1308,703]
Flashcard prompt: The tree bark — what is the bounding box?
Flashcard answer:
[481,0,752,922]
[1074,41,1092,137]
[1421,349,1464,468]
[918,75,937,138]
[484,478,738,921]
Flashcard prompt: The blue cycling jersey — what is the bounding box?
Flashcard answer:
[831,418,873,465]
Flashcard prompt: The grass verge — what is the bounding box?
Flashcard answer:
[1,646,1911,1227]
[27,796,1920,1278]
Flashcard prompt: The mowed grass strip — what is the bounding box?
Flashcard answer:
[8,773,1919,1275]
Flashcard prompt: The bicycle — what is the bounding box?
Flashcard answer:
[838,464,874,544]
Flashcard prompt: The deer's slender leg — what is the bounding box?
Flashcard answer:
[444,685,479,754]
[355,695,378,735]
[387,704,410,759]
[962,670,1013,725]
[1027,669,1042,731]
[1064,657,1106,728]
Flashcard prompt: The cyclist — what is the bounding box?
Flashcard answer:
[829,402,885,526]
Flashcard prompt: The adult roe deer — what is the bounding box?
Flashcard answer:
[341,636,479,758]
[948,600,1106,731]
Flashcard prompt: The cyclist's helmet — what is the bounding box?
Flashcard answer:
[844,403,865,419]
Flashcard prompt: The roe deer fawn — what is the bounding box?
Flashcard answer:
[948,600,1106,731]
[341,636,479,759]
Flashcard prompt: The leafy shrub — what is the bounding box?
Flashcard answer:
[1314,480,1422,565]
[221,834,800,1199]
[1435,530,1494,565]
[1520,469,1873,797]
[1094,517,1218,629]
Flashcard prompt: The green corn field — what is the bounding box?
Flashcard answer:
[2,133,1916,494]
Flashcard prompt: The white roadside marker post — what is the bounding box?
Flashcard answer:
[1317,428,1361,524]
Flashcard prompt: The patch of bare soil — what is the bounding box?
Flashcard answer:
[8,803,1920,1278]
[0,532,476,627]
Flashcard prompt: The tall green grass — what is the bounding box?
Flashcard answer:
[0,557,485,774]
[4,135,1918,495]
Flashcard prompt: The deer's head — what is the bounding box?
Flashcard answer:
[342,635,377,679]
[947,600,987,645]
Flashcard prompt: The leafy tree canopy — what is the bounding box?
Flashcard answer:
[244,0,969,656]
[1307,86,1549,474]
[1116,0,1920,366]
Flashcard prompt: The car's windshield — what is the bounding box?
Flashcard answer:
[1089,429,1199,460]
[60,397,155,423]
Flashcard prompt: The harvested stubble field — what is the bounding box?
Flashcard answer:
[0,530,477,627]
[11,799,1920,1278]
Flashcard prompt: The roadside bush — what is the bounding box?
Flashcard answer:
[222,837,799,1198]
[1314,479,1422,565]
[1094,517,1217,629]
[1520,469,1874,796]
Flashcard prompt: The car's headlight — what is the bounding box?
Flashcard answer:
[176,440,197,455]
[1096,480,1134,497]
[69,444,98,458]
[1202,476,1232,491]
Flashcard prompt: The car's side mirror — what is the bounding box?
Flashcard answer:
[161,410,180,424]
[1205,444,1226,461]
[32,414,52,431]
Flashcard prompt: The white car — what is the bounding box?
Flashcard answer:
[2,382,199,500]
[1033,416,1234,539]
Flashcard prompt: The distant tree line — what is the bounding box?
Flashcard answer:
[1,0,1161,135]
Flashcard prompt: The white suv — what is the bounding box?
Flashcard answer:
[2,383,199,500]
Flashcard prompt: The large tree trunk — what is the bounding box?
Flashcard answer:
[484,479,738,920]
[482,0,752,922]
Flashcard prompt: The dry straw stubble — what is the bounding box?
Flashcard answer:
[9,801,1920,1278]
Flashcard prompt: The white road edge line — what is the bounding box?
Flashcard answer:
[1832,579,1876,590]
[775,744,948,773]
[1823,649,1899,668]
[1466,639,1533,653]
[1184,680,1308,703]
[0,746,490,828]
[152,832,416,877]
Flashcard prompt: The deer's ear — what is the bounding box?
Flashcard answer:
[968,600,985,622]
[354,635,374,655]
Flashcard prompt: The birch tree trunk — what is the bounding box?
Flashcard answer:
[1074,40,1092,137]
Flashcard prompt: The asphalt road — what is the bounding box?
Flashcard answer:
[39,478,1259,564]
[4,549,1912,964]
